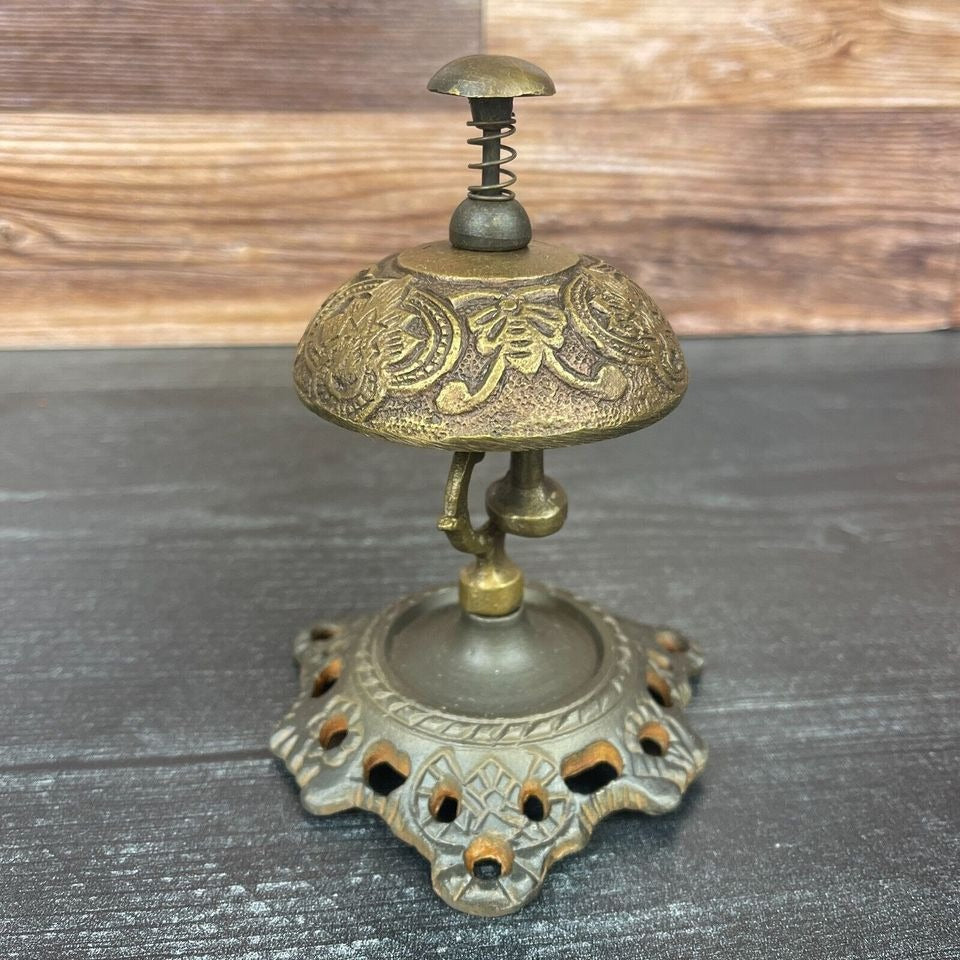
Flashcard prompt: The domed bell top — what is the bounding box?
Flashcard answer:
[293,55,687,452]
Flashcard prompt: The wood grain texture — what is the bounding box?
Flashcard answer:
[0,0,480,111]
[2,107,956,346]
[523,106,960,336]
[1,336,958,957]
[487,0,960,108]
[0,110,464,347]
[0,1,957,346]
[3,0,956,112]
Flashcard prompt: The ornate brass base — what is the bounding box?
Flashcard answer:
[271,583,706,916]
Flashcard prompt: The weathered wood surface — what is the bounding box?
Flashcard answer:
[1,336,958,957]
[488,0,960,108]
[1,0,955,111]
[2,107,956,346]
[0,0,480,112]
[0,2,957,346]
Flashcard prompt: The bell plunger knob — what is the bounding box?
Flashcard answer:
[428,54,555,252]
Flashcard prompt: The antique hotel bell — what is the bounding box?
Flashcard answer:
[272,55,706,916]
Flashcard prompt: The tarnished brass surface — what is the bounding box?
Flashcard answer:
[437,449,566,616]
[397,239,578,279]
[438,451,525,617]
[271,584,706,916]
[427,54,555,99]
[277,53,706,917]
[486,450,567,540]
[294,243,687,452]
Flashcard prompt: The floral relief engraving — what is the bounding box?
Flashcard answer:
[414,749,577,912]
[294,272,462,422]
[565,256,687,391]
[293,252,687,449]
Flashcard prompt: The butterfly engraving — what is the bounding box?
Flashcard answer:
[436,286,625,415]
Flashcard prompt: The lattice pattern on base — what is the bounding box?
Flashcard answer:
[271,584,706,916]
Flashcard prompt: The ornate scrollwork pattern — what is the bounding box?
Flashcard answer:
[413,750,578,912]
[271,584,706,916]
[293,246,687,450]
[436,285,625,414]
[294,271,462,423]
[565,255,687,392]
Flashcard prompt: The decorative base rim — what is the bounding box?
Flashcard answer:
[271,583,706,917]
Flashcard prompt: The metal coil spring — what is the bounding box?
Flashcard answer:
[466,115,517,201]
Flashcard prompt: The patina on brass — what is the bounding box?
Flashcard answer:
[428,54,554,252]
[293,242,687,451]
[274,54,706,917]
[439,449,566,616]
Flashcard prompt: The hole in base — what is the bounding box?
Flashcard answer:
[638,721,670,757]
[473,858,502,880]
[646,670,673,708]
[520,783,549,822]
[311,659,342,698]
[367,763,407,795]
[317,714,348,751]
[363,742,411,796]
[564,762,619,794]
[429,783,461,823]
[561,741,624,795]
[464,836,514,881]
[311,623,340,641]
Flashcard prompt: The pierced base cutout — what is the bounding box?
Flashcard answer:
[271,583,706,916]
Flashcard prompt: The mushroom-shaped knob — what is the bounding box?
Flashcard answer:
[427,55,555,99]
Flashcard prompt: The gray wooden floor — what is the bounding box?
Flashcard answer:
[2,335,958,959]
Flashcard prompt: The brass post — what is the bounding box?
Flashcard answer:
[438,450,567,617]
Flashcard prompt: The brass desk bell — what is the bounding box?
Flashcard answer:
[272,55,706,916]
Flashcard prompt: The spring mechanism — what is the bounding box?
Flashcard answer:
[466,115,517,202]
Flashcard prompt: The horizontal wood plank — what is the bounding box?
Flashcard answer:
[0,109,955,346]
[487,0,960,108]
[522,104,960,336]
[0,2,957,345]
[3,1,955,112]
[0,0,479,111]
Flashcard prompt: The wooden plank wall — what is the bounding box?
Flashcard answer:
[0,0,957,346]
